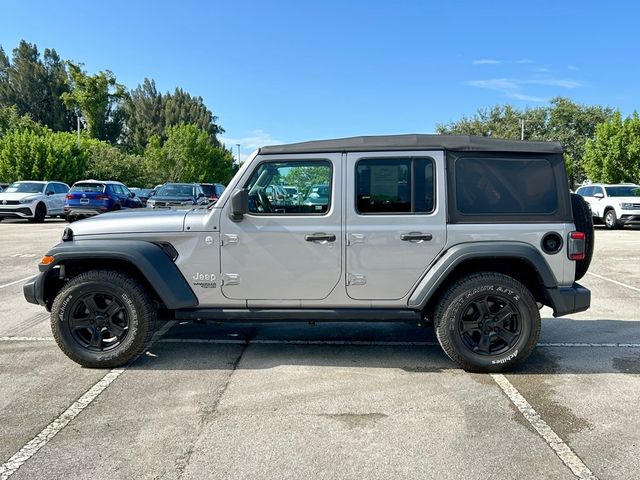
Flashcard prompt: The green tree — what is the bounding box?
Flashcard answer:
[61,62,125,142]
[0,128,87,184]
[583,112,640,184]
[122,78,164,151]
[0,41,74,131]
[0,105,45,136]
[437,97,615,184]
[144,123,234,185]
[83,139,147,186]
[123,80,225,151]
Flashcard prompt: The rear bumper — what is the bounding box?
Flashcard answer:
[545,282,591,317]
[64,206,104,217]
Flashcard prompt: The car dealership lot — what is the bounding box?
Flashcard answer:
[1,220,639,479]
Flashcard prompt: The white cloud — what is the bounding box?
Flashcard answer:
[466,78,519,90]
[534,67,550,73]
[567,64,579,71]
[466,76,583,103]
[220,129,284,163]
[472,59,502,65]
[516,59,535,64]
[506,92,548,102]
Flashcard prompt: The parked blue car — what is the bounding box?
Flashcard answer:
[64,180,142,222]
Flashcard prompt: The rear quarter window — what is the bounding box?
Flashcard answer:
[455,157,558,215]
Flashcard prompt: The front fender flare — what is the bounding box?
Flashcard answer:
[40,240,198,309]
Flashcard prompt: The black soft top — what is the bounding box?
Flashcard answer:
[259,134,562,155]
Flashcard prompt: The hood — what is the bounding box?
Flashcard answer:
[612,196,640,203]
[150,195,195,202]
[0,192,42,201]
[71,209,188,236]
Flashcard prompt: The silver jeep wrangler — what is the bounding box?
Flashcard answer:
[24,135,593,372]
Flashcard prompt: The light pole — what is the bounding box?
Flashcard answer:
[236,144,241,164]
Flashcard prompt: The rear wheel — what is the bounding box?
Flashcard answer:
[434,272,540,372]
[50,270,157,368]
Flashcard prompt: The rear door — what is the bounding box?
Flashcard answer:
[345,151,447,300]
[219,154,342,301]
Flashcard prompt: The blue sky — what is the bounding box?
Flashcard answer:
[1,0,638,160]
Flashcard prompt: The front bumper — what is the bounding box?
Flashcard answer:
[620,214,640,224]
[545,282,591,317]
[0,205,35,218]
[23,273,46,307]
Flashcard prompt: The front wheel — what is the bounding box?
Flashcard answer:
[434,272,540,372]
[50,270,157,368]
[604,209,620,230]
[29,203,47,223]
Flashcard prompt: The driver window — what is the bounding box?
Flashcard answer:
[245,160,332,215]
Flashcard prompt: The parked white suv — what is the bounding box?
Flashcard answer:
[576,183,640,229]
[0,180,70,223]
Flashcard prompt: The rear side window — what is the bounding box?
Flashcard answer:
[53,183,69,194]
[356,158,435,214]
[455,157,557,215]
[71,183,104,193]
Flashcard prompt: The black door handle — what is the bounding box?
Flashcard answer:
[305,233,336,242]
[400,232,433,242]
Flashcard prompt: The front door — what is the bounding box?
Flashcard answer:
[345,151,447,300]
[219,154,342,301]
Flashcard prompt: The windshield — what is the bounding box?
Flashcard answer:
[5,182,45,194]
[605,186,640,197]
[157,185,194,197]
[71,183,104,193]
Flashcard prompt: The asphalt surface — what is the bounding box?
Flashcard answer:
[0,217,639,479]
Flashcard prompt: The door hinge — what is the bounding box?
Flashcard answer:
[347,273,366,286]
[346,233,365,246]
[221,234,239,246]
[221,273,240,286]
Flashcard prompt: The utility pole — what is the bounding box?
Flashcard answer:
[236,144,241,164]
[76,111,81,148]
[520,118,525,140]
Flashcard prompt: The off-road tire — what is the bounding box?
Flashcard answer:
[570,193,594,280]
[434,272,540,372]
[29,203,47,223]
[50,270,157,368]
[604,208,620,230]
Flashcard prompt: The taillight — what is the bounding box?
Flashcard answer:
[66,194,73,199]
[96,194,109,200]
[568,231,586,260]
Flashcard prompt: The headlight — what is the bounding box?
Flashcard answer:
[147,199,155,207]
[19,196,38,204]
[620,203,633,210]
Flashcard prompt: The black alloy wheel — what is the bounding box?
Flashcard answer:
[67,292,130,352]
[434,272,540,372]
[455,293,521,356]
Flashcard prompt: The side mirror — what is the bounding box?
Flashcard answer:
[197,192,205,199]
[46,190,54,196]
[229,188,248,222]
[130,192,136,197]
[594,192,604,199]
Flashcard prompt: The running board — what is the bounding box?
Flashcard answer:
[174,308,422,323]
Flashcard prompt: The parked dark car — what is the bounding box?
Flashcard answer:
[129,187,155,207]
[64,180,143,222]
[199,183,226,203]
[146,183,207,209]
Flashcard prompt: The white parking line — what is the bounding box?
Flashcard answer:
[491,373,598,480]
[587,271,640,293]
[3,337,640,348]
[0,276,33,290]
[0,321,175,480]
